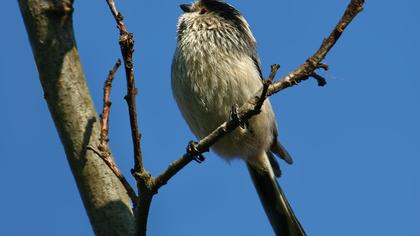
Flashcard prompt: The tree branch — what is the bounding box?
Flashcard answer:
[106,0,144,174]
[91,59,138,206]
[104,1,153,235]
[100,59,121,147]
[268,0,365,96]
[18,0,135,235]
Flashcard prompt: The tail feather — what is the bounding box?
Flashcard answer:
[247,162,306,236]
[267,152,282,177]
[271,141,294,165]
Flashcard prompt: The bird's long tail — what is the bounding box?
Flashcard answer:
[246,156,306,236]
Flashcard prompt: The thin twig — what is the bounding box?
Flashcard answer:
[94,59,138,205]
[105,1,150,235]
[268,0,365,96]
[106,0,144,174]
[154,0,365,190]
[254,64,280,114]
[106,0,126,32]
[99,59,121,148]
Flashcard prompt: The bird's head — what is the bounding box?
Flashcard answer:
[176,0,255,45]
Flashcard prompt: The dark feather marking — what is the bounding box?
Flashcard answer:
[177,20,187,41]
[252,55,264,80]
[201,1,263,81]
[203,1,249,42]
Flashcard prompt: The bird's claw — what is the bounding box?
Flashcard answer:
[316,63,329,71]
[230,104,246,129]
[187,141,206,163]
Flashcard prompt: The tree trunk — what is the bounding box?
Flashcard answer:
[18,0,135,235]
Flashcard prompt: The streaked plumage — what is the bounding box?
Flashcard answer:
[171,1,305,235]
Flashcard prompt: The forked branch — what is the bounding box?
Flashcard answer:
[89,59,138,205]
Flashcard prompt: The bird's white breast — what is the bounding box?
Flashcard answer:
[172,23,275,159]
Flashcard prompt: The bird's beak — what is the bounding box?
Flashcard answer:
[180,4,193,13]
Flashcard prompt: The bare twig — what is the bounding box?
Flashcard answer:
[105,0,126,32]
[122,32,144,174]
[92,59,138,205]
[154,0,365,190]
[105,1,151,235]
[106,0,144,174]
[254,64,280,115]
[99,59,121,148]
[268,0,365,96]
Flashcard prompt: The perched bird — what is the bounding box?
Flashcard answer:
[171,1,305,235]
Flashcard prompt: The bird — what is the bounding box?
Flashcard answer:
[171,1,305,235]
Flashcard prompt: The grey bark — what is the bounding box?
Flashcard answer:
[18,0,135,235]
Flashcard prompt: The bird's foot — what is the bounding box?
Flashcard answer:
[230,104,247,129]
[187,141,206,163]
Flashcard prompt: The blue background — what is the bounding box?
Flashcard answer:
[2,0,419,235]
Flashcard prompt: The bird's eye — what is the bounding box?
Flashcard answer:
[199,8,208,14]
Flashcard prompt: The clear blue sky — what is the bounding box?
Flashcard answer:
[2,0,419,235]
